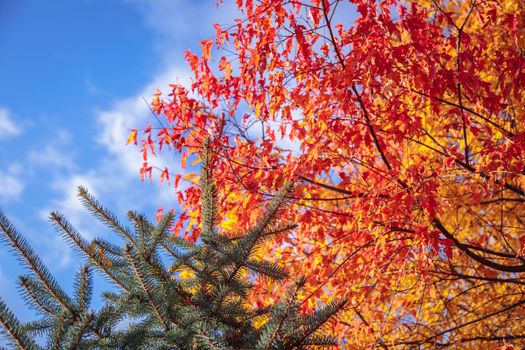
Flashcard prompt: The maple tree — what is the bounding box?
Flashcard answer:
[132,0,525,348]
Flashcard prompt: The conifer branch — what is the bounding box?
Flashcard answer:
[243,182,294,252]
[200,138,219,238]
[128,211,151,252]
[291,299,346,348]
[90,239,124,258]
[49,212,129,292]
[18,276,59,316]
[62,313,94,350]
[261,280,302,350]
[148,211,174,259]
[48,315,66,350]
[0,299,41,350]
[74,265,92,313]
[77,186,137,247]
[226,183,293,284]
[0,210,75,315]
[125,245,170,331]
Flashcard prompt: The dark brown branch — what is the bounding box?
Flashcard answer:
[411,89,514,137]
[433,218,525,273]
[397,298,525,346]
[302,239,376,304]
[299,176,390,198]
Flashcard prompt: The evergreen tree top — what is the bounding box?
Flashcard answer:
[0,140,345,349]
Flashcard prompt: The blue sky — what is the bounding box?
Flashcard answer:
[0,0,239,322]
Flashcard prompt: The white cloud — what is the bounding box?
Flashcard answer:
[128,0,239,40]
[35,173,103,268]
[44,174,100,230]
[0,163,25,203]
[0,106,21,139]
[38,0,241,269]
[40,67,190,268]
[27,129,76,171]
[127,0,240,62]
[97,66,192,175]
[75,0,240,208]
[0,171,25,202]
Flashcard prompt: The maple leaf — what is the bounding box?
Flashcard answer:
[126,129,138,145]
[200,39,213,60]
[160,167,170,184]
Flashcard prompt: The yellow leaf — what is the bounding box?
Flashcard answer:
[183,173,197,180]
[179,268,195,280]
[126,129,137,145]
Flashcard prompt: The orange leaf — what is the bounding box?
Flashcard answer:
[126,129,138,145]
[201,40,213,60]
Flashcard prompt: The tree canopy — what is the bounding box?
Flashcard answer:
[134,0,525,348]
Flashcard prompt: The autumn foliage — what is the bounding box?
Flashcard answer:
[132,0,525,348]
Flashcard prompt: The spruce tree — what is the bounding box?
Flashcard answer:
[0,141,345,349]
